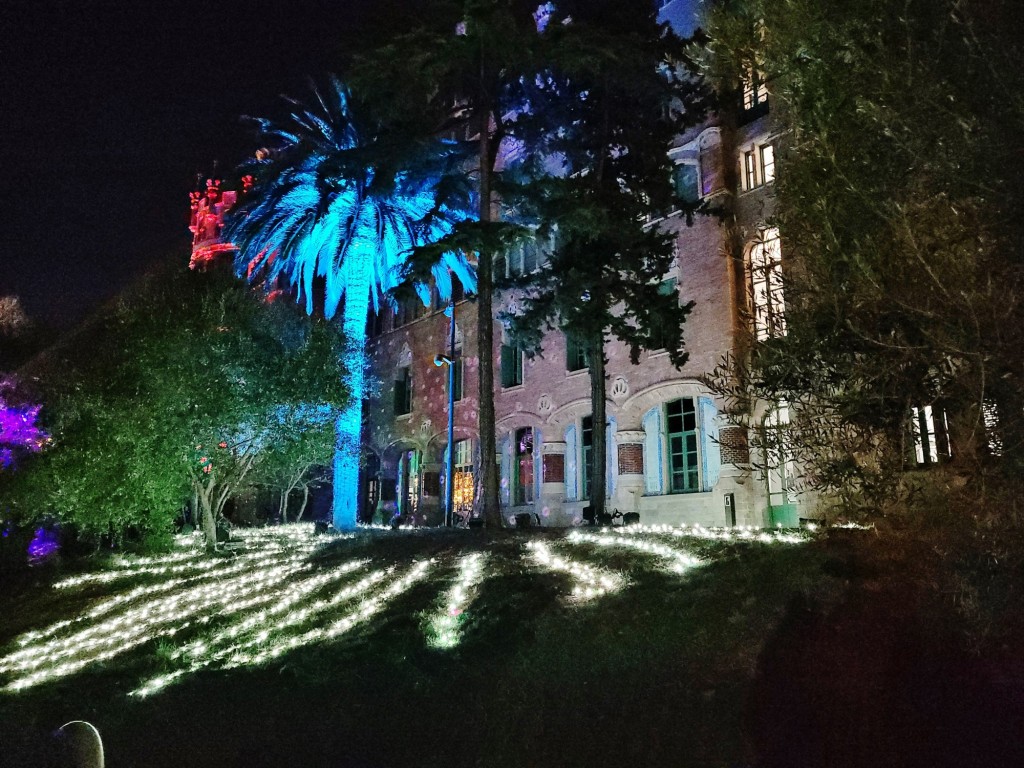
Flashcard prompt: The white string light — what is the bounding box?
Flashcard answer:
[2,548,328,690]
[425,553,487,649]
[567,530,702,574]
[526,541,622,601]
[606,523,810,545]
[171,559,374,662]
[218,559,433,670]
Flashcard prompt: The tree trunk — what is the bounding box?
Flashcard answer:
[296,484,310,521]
[332,255,372,531]
[476,106,502,528]
[280,489,289,524]
[588,332,608,518]
[196,483,218,552]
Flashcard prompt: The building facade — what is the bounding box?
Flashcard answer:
[189,3,814,530]
[359,5,812,529]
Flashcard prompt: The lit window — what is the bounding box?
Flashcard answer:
[741,144,775,191]
[394,367,413,415]
[452,439,475,518]
[514,427,534,505]
[744,150,757,190]
[742,66,768,112]
[760,144,775,183]
[910,404,951,466]
[501,344,523,388]
[749,227,786,340]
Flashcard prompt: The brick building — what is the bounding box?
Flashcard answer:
[190,2,813,529]
[359,2,810,528]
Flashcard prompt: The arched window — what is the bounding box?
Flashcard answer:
[642,396,721,495]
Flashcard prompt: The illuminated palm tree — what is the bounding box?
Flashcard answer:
[226,78,473,530]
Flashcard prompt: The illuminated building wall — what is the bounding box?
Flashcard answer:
[360,3,814,529]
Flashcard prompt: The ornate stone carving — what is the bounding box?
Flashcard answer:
[610,375,630,401]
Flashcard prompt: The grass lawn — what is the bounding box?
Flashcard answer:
[1,523,1020,768]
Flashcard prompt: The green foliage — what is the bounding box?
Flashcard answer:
[705,0,1024,512]
[0,263,348,543]
[500,1,707,363]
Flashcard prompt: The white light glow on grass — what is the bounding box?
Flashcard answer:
[53,539,323,589]
[2,555,316,691]
[526,541,622,601]
[426,553,487,649]
[567,530,702,574]
[610,523,810,545]
[171,559,374,663]
[219,559,433,669]
[1,526,353,692]
[131,560,432,697]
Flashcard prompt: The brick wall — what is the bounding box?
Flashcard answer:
[719,425,750,464]
[543,453,565,484]
[617,443,644,474]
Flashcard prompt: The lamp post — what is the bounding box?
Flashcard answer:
[434,302,457,527]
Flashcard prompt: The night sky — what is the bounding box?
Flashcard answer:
[1,0,431,329]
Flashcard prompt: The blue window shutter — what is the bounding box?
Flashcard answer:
[698,396,721,490]
[642,407,663,494]
[606,416,617,498]
[565,425,578,501]
[534,428,543,504]
[499,434,512,507]
[441,444,450,494]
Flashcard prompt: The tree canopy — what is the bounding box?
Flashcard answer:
[225,77,474,529]
[705,0,1024,512]
[0,264,349,547]
[498,0,710,516]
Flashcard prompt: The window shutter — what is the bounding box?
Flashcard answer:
[698,396,721,490]
[606,416,617,498]
[564,424,578,501]
[642,407,663,494]
[499,434,512,507]
[441,444,450,496]
[533,428,543,503]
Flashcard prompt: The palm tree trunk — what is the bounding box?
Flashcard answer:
[332,254,372,531]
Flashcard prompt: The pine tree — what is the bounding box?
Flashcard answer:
[350,1,548,527]
[500,0,710,518]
